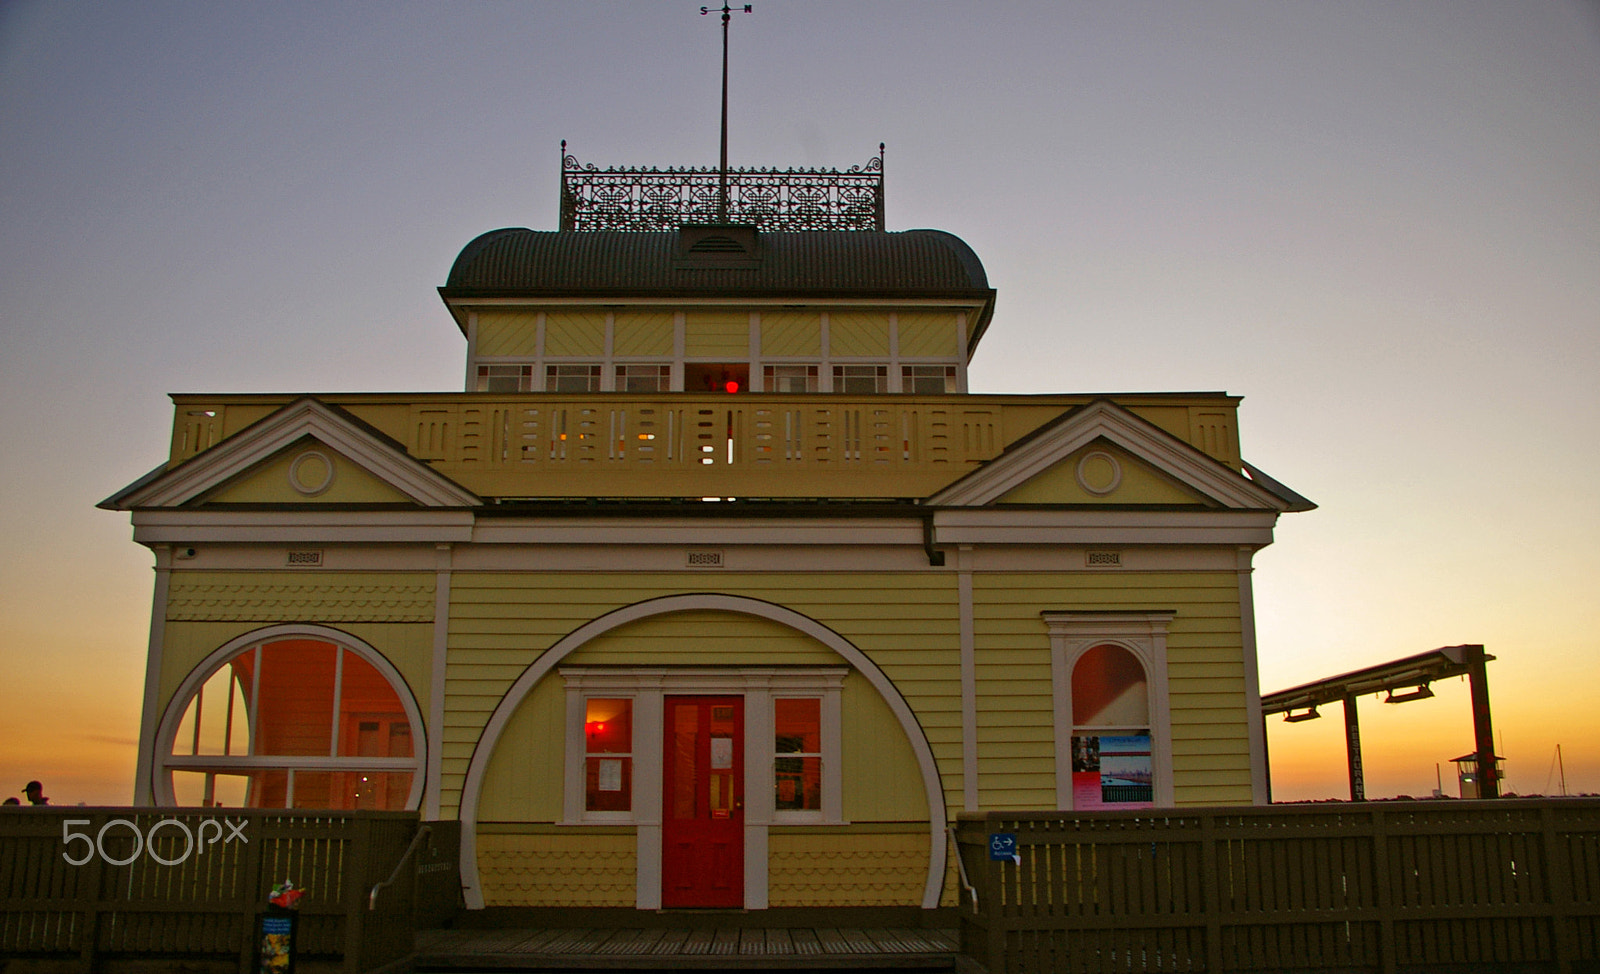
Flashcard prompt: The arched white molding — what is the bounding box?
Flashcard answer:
[1043,611,1176,810]
[153,623,427,812]
[457,593,949,911]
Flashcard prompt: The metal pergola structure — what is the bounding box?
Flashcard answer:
[1261,644,1497,802]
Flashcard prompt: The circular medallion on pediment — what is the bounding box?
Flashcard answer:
[1075,450,1122,496]
[288,449,335,496]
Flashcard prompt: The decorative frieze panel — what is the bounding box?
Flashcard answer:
[166,575,435,622]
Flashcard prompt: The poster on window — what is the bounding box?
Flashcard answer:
[1071,733,1153,809]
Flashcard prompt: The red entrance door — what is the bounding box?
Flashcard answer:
[661,696,743,908]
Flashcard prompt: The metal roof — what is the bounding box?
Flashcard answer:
[442,228,990,294]
[1261,645,1493,714]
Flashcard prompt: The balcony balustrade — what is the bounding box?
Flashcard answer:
[169,393,1240,500]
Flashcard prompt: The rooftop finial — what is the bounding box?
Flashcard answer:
[701,2,753,222]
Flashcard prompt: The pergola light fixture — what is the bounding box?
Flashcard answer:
[1284,707,1320,723]
[1383,684,1434,704]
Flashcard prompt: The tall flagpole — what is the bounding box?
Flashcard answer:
[703,3,752,223]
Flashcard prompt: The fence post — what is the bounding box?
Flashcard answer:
[1541,805,1575,974]
[1370,807,1395,974]
[343,814,372,974]
[238,812,265,974]
[75,812,107,974]
[1199,812,1223,973]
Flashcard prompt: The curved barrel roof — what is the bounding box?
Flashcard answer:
[444,228,989,294]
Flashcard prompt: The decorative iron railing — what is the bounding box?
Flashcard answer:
[559,142,885,231]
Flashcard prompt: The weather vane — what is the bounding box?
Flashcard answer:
[701,2,752,222]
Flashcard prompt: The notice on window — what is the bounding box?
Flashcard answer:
[598,758,623,792]
[710,736,733,770]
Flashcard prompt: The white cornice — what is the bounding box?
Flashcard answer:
[130,509,475,545]
[933,508,1279,547]
[102,398,481,510]
[926,399,1289,511]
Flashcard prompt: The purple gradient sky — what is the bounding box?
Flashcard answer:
[2,1,1597,805]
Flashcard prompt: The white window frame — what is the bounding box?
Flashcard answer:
[1043,611,1176,809]
[560,667,846,827]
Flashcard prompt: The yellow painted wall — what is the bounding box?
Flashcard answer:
[477,827,636,907]
[476,312,541,357]
[476,674,565,823]
[996,441,1211,506]
[828,311,890,357]
[973,570,1250,808]
[768,829,928,907]
[895,312,959,358]
[759,311,822,356]
[441,573,961,820]
[612,311,674,357]
[684,311,749,358]
[200,442,416,505]
[544,311,606,356]
[841,672,927,822]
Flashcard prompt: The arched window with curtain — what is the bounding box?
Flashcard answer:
[159,629,424,810]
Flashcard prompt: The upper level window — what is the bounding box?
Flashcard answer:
[833,365,887,394]
[764,365,818,393]
[615,364,671,393]
[477,364,534,392]
[547,364,602,392]
[901,365,957,394]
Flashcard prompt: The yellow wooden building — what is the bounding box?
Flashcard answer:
[103,153,1311,914]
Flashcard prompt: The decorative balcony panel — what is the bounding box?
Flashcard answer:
[165,393,1240,502]
[560,146,886,232]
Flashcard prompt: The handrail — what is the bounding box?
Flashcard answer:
[368,823,432,911]
[947,825,977,912]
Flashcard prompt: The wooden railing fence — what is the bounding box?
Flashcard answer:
[955,799,1600,974]
[0,808,456,974]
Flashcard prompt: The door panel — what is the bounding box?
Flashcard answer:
[661,696,743,908]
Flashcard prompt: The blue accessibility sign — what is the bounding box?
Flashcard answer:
[988,833,1018,862]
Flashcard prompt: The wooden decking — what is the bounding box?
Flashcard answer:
[415,926,960,971]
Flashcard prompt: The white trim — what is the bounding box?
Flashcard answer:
[130,509,475,546]
[106,398,480,510]
[933,508,1280,547]
[927,399,1289,510]
[425,544,451,820]
[1236,546,1269,805]
[471,519,924,547]
[151,624,427,811]
[463,311,479,391]
[457,594,947,911]
[957,546,978,811]
[1043,611,1177,809]
[134,546,173,806]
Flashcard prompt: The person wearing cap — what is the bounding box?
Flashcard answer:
[23,781,48,805]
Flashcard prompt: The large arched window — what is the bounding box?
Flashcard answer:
[158,628,424,810]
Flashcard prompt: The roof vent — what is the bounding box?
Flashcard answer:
[689,235,748,254]
[675,224,762,269]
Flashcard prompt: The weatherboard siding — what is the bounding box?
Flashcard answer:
[439,572,961,820]
[973,570,1252,807]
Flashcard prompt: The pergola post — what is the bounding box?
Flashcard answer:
[1343,695,1365,802]
[1466,645,1498,799]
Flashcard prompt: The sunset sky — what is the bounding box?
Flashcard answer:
[2,1,1596,806]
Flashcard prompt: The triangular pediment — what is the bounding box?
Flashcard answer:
[100,397,480,510]
[927,399,1304,511]
[994,439,1213,506]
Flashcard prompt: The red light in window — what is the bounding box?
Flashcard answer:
[724,380,740,394]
